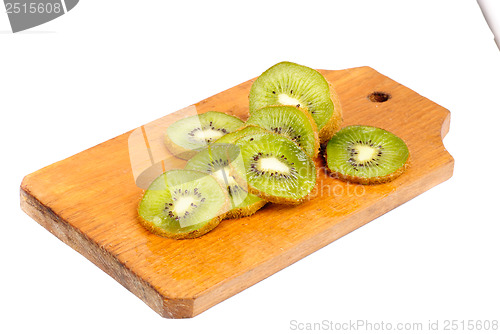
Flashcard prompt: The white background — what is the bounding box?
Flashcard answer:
[478,0,500,48]
[1,1,500,333]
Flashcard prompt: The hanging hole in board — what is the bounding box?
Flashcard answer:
[368,91,391,103]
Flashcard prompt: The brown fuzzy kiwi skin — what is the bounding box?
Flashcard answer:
[244,184,308,205]
[163,133,199,160]
[223,199,268,219]
[137,181,231,240]
[231,124,265,134]
[215,124,271,144]
[251,105,320,159]
[138,214,224,239]
[318,83,344,144]
[323,152,411,185]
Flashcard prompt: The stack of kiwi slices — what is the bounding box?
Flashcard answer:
[185,143,267,219]
[138,61,410,239]
[249,61,343,143]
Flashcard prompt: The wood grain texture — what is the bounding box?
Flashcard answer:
[20,67,454,318]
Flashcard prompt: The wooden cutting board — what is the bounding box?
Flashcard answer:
[20,66,454,318]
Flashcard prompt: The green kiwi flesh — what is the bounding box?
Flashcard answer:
[215,124,269,144]
[235,132,317,204]
[248,61,340,142]
[325,125,410,184]
[164,111,244,160]
[138,169,229,239]
[185,144,266,218]
[246,105,319,158]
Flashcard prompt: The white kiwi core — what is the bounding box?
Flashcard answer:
[213,168,237,185]
[194,128,224,141]
[258,157,290,174]
[173,196,195,216]
[278,94,303,108]
[354,144,377,162]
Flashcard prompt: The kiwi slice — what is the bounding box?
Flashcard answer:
[248,61,342,143]
[235,132,317,204]
[215,124,268,144]
[325,125,410,184]
[138,169,229,239]
[164,111,244,160]
[185,143,267,219]
[246,105,319,158]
